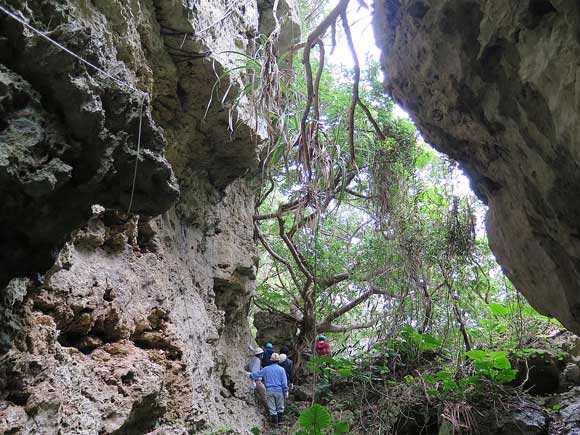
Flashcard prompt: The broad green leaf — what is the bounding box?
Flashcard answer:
[422,374,437,383]
[488,303,509,316]
[492,357,511,369]
[489,351,509,359]
[299,404,331,433]
[466,350,487,361]
[333,420,350,434]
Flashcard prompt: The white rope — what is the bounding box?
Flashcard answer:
[0,5,144,95]
[0,4,147,213]
[127,95,144,213]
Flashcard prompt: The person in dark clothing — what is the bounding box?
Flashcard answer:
[262,343,274,367]
[280,345,290,355]
[278,353,294,388]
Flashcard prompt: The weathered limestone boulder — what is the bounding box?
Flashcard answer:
[558,389,580,435]
[0,0,298,433]
[473,399,548,435]
[374,0,580,333]
[560,363,580,392]
[254,310,298,349]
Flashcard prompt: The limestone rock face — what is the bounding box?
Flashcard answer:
[0,0,298,433]
[254,311,298,349]
[374,0,580,333]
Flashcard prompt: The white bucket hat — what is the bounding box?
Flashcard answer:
[270,352,281,362]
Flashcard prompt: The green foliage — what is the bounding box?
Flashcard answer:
[465,350,518,384]
[400,326,443,353]
[422,369,481,400]
[333,421,351,435]
[298,404,331,435]
[420,348,517,402]
[296,404,350,435]
[249,11,561,435]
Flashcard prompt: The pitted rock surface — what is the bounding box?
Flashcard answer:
[374,0,580,333]
[0,3,179,285]
[0,0,299,433]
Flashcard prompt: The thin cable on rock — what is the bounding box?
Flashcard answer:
[127,96,145,214]
[0,4,147,214]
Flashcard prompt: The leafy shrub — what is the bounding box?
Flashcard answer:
[296,404,350,435]
[465,350,518,383]
[400,326,442,353]
[422,369,480,400]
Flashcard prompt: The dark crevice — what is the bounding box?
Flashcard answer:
[220,371,237,398]
[526,0,557,29]
[408,1,429,19]
[479,44,505,83]
[132,333,182,360]
[57,332,103,354]
[213,277,247,330]
[109,392,165,435]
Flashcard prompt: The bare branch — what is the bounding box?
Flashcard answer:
[300,0,350,177]
[357,99,386,141]
[345,188,372,200]
[325,286,388,324]
[254,300,301,323]
[277,214,314,281]
[254,212,279,221]
[320,272,351,289]
[318,319,378,333]
[273,261,304,312]
[254,222,301,290]
[341,10,359,163]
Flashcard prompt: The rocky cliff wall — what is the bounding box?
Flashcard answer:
[0,0,297,433]
[374,0,580,333]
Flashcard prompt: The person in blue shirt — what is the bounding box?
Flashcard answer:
[248,352,288,425]
[262,342,274,367]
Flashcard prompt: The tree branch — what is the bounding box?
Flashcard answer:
[357,98,386,141]
[277,214,314,281]
[254,300,301,323]
[254,221,301,290]
[325,286,388,324]
[319,272,351,289]
[345,188,372,200]
[318,319,378,333]
[341,10,359,163]
[300,0,350,177]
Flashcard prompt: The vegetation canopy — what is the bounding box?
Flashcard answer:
[233,0,568,432]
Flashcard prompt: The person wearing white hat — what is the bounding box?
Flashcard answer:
[246,348,268,414]
[247,352,288,425]
[248,348,264,372]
